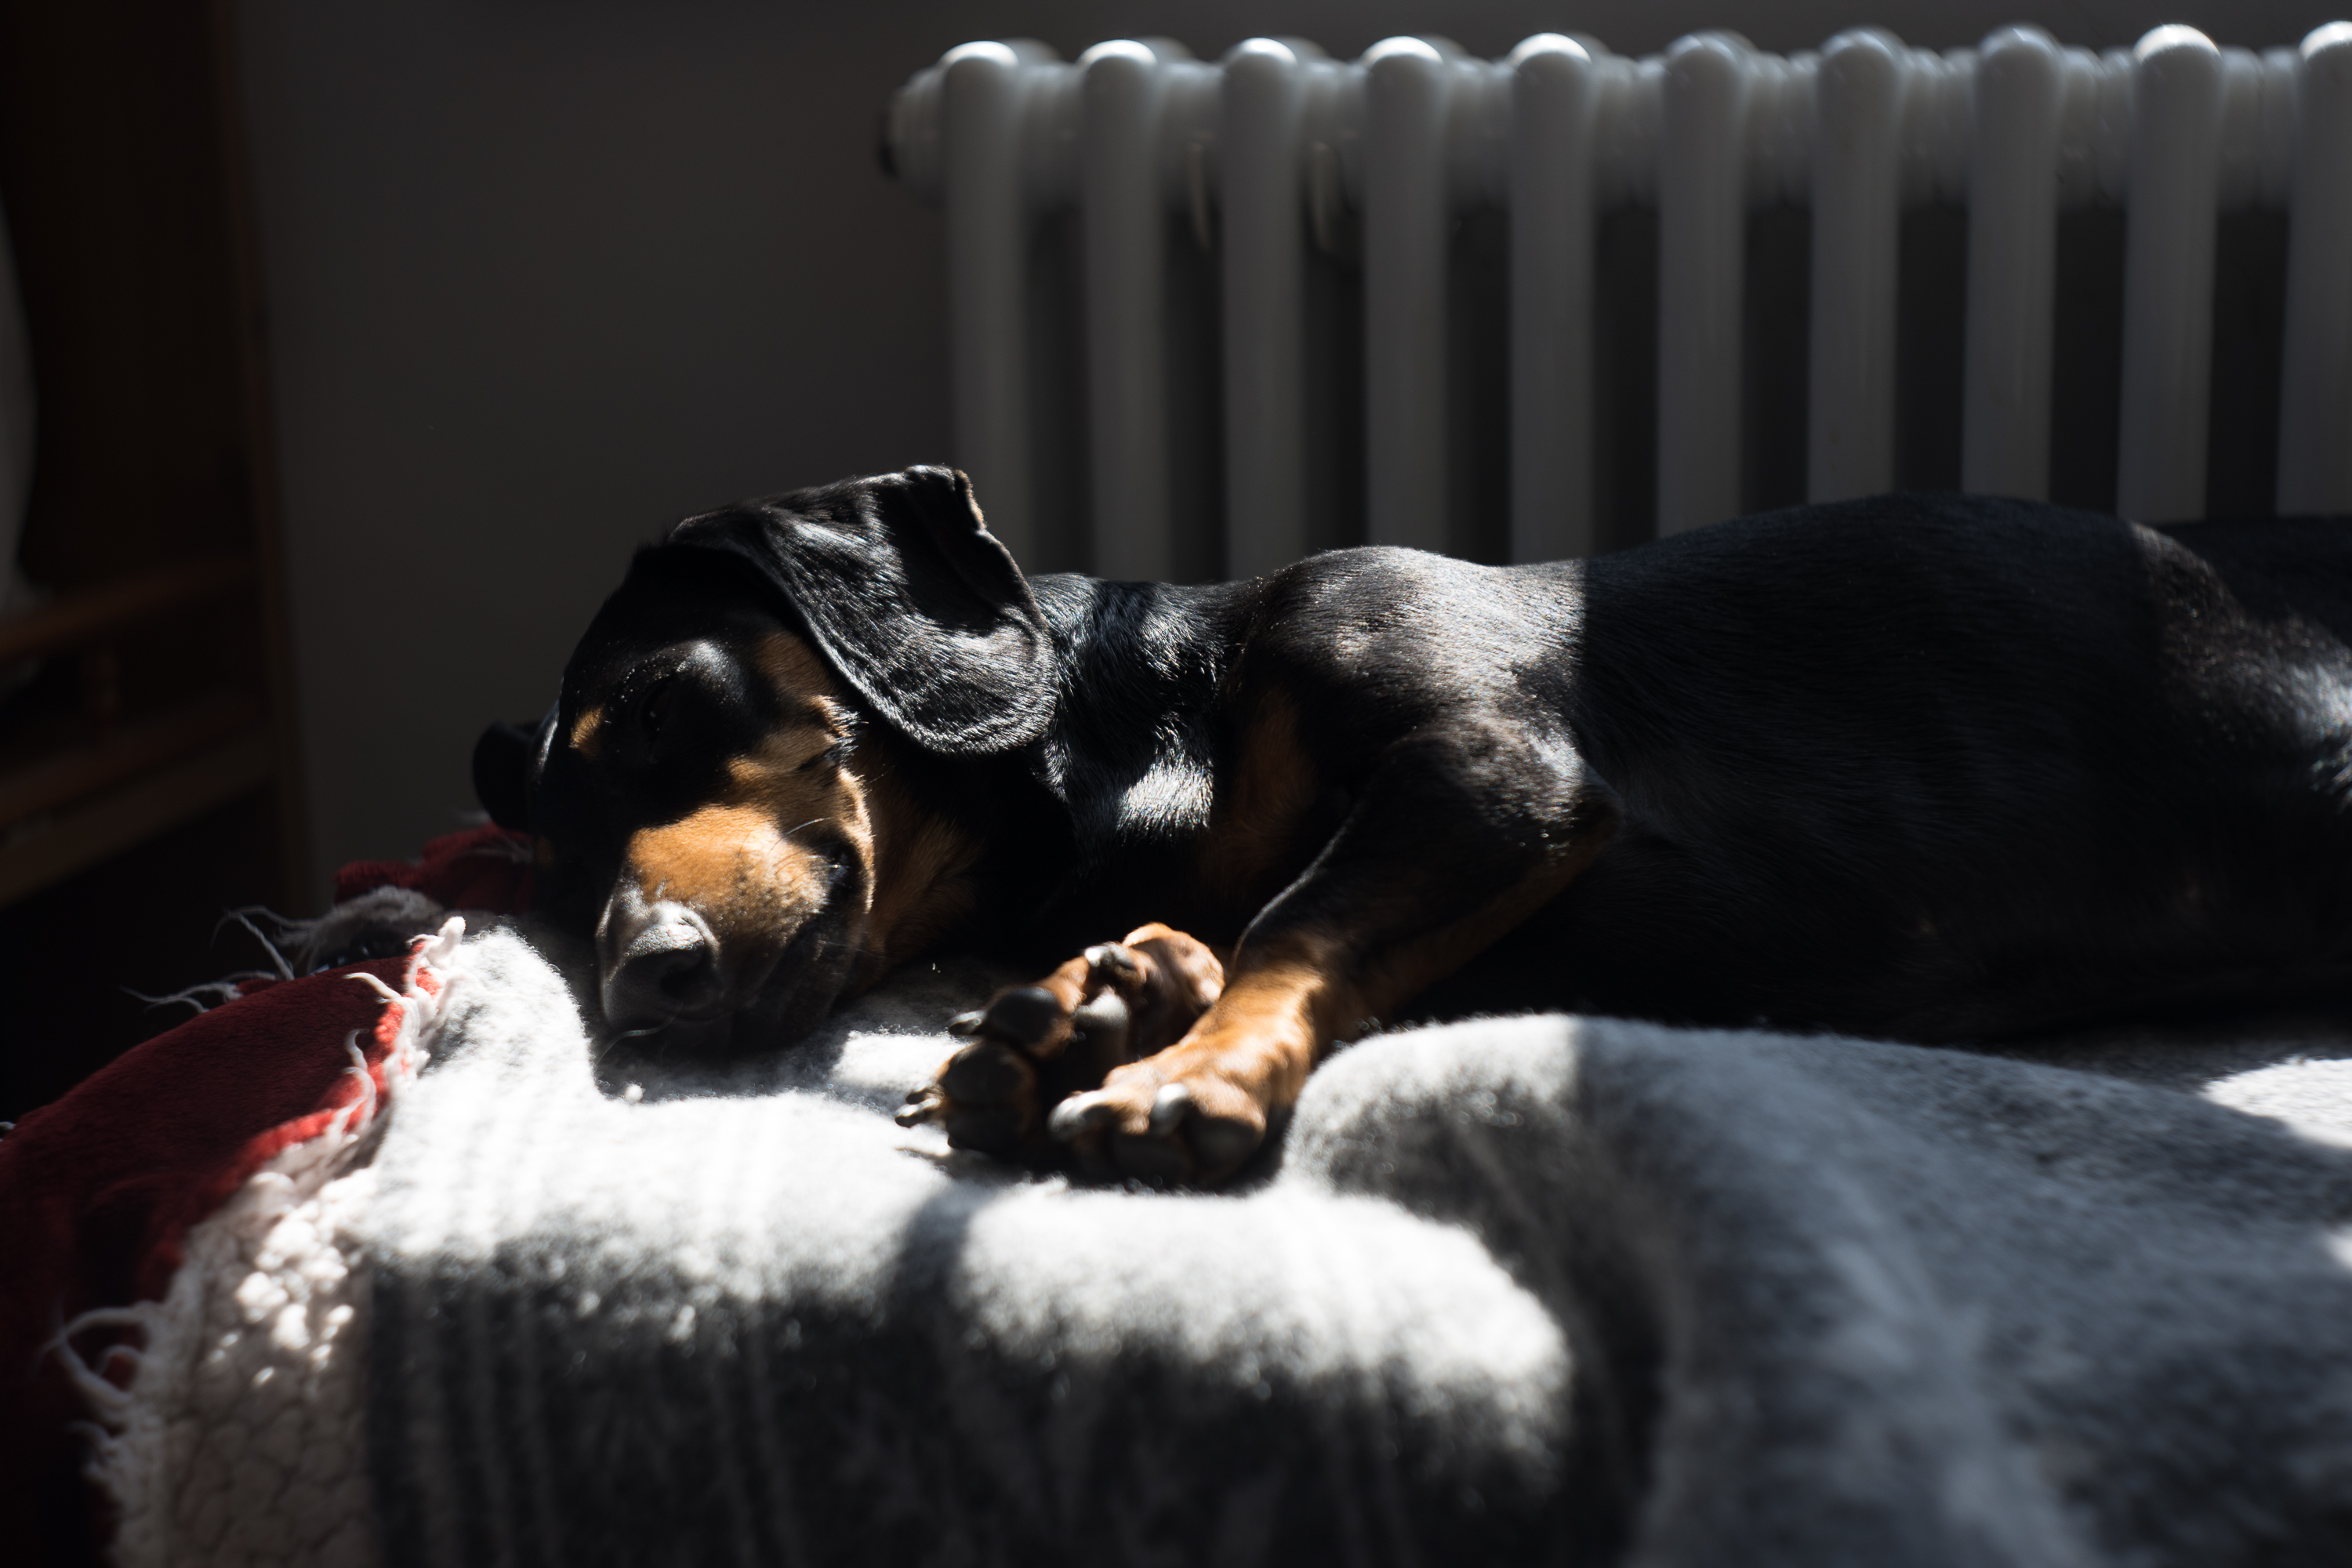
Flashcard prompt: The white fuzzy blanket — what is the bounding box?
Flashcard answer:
[90,920,2352,1566]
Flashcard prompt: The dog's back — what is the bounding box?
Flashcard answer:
[1421,495,2352,1041]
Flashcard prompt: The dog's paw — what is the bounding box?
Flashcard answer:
[894,978,1116,1161]
[896,925,1224,1165]
[1044,1050,1271,1187]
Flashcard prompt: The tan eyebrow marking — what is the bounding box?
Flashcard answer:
[571,704,605,758]
[746,631,857,753]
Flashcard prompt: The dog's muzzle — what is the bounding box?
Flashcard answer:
[598,883,725,1030]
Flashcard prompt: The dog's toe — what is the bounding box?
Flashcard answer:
[942,1104,1025,1156]
[1109,1130,1190,1185]
[1141,1080,1259,1171]
[938,1040,1033,1104]
[1185,1109,1262,1177]
[1069,989,1132,1054]
[982,985,1065,1049]
[1147,1082,1193,1136]
[920,1036,1047,1158]
[1037,1057,1269,1186]
[1047,1091,1119,1143]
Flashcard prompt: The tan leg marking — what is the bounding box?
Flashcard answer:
[1073,840,1606,1183]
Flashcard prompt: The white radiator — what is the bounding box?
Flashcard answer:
[884,24,2352,575]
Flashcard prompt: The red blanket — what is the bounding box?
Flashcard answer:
[0,824,526,1564]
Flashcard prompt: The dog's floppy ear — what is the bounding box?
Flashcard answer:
[678,466,1054,754]
[473,704,554,830]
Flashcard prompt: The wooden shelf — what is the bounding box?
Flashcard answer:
[0,688,264,829]
[0,725,274,906]
[0,557,275,908]
[0,556,252,668]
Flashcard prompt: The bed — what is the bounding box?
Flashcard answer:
[7,826,2352,1566]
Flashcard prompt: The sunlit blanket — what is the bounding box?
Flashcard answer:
[16,914,2352,1567]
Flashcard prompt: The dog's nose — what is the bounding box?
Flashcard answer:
[599,887,724,1029]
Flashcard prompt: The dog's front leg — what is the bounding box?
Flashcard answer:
[922,720,1613,1185]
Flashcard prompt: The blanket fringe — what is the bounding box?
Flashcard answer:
[60,916,466,1568]
[122,979,267,1018]
[216,906,299,982]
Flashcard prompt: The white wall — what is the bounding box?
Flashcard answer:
[238,0,2350,896]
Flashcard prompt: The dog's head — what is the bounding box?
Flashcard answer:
[477,466,1052,1051]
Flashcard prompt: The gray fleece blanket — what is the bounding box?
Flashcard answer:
[319,924,2352,1565]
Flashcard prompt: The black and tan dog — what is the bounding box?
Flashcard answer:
[477,466,2352,1184]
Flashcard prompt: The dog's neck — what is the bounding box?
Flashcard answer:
[841,575,1272,985]
[839,729,985,993]
[1025,575,1261,854]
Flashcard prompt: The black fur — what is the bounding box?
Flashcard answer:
[472,720,539,832]
[490,471,2352,1050]
[670,466,1056,753]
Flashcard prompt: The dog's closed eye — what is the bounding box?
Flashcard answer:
[799,736,852,772]
[637,675,679,744]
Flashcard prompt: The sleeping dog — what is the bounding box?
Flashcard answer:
[477,466,2352,1184]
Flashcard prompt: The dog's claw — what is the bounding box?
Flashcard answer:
[1148,1082,1194,1136]
[895,1087,946,1128]
[1086,942,1142,981]
[1069,990,1131,1041]
[1047,1092,1117,1143]
[946,1009,987,1037]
